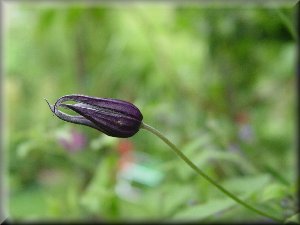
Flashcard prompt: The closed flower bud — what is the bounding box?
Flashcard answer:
[45,94,143,138]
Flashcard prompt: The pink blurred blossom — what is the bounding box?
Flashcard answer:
[58,128,87,153]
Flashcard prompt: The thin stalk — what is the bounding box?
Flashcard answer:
[141,122,282,222]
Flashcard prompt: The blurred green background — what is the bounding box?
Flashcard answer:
[4,3,297,223]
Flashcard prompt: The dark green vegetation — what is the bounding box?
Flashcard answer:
[5,3,297,222]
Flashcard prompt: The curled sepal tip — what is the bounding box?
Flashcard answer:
[45,94,143,138]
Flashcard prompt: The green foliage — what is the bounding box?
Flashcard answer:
[5,3,297,223]
[172,197,236,221]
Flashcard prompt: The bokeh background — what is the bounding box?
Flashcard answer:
[4,2,297,223]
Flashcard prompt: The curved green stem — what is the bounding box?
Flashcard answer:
[141,122,282,222]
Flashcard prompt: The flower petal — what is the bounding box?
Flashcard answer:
[45,98,100,131]
[54,94,143,121]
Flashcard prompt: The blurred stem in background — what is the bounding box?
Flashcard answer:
[275,8,297,41]
[75,26,87,92]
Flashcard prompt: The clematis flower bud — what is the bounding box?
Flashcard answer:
[45,94,143,138]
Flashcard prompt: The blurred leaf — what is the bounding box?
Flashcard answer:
[221,174,271,197]
[171,198,236,221]
[284,213,300,224]
[80,155,118,218]
[261,183,289,202]
[176,147,255,180]
[90,135,117,151]
[37,9,56,33]
[16,141,35,158]
[181,133,212,155]
[9,186,47,218]
[160,185,196,217]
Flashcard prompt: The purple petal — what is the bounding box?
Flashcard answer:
[54,94,143,121]
[62,103,141,138]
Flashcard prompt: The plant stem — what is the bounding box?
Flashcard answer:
[141,122,282,222]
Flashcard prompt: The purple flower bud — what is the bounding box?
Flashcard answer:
[45,94,143,138]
